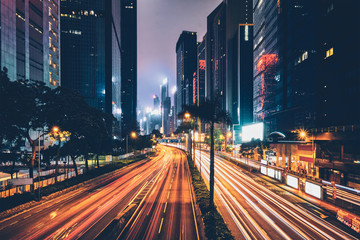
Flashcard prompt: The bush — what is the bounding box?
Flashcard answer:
[186,153,234,240]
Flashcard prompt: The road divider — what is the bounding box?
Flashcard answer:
[185,151,234,240]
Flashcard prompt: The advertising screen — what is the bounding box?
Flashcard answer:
[242,123,264,143]
[260,166,267,175]
[287,175,299,189]
[305,181,322,199]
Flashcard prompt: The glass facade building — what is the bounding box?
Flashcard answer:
[225,0,253,143]
[60,0,121,123]
[175,31,197,122]
[196,36,206,105]
[120,0,137,137]
[0,0,60,87]
[206,3,226,111]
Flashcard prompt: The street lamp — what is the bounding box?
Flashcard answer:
[297,129,316,177]
[225,132,232,153]
[126,131,137,154]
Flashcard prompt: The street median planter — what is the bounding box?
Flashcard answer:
[186,152,234,240]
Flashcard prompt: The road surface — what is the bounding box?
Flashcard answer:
[0,146,199,240]
[195,150,359,240]
[119,145,199,240]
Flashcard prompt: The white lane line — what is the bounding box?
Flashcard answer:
[164,202,168,213]
[158,217,164,234]
[167,192,170,199]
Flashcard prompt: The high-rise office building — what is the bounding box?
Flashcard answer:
[120,0,137,137]
[61,0,121,122]
[206,3,226,110]
[175,31,197,123]
[196,37,206,105]
[317,0,360,128]
[225,0,253,143]
[0,0,60,87]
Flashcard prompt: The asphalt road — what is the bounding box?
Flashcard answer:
[0,146,199,240]
[195,150,359,240]
[119,145,199,240]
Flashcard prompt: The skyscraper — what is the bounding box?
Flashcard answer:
[206,3,226,110]
[175,31,197,123]
[61,0,121,121]
[120,0,137,137]
[160,79,171,136]
[196,38,206,104]
[0,0,60,87]
[225,0,253,143]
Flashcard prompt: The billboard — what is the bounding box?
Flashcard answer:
[242,122,264,143]
[286,175,299,189]
[305,181,322,199]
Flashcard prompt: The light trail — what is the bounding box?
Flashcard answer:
[194,150,358,240]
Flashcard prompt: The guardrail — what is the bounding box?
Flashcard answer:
[0,169,83,198]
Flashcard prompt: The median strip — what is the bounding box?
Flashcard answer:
[185,151,234,240]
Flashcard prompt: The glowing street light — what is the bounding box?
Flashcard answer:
[184,112,191,119]
[52,126,59,133]
[131,131,137,138]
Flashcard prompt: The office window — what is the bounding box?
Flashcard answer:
[325,47,334,58]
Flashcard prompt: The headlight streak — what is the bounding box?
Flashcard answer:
[215,156,356,240]
[194,150,357,240]
[196,154,296,240]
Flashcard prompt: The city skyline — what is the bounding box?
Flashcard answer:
[137,0,222,108]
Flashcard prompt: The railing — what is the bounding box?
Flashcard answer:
[0,169,83,198]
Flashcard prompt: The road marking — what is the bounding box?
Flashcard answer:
[169,183,172,189]
[167,192,170,199]
[158,217,164,234]
[9,221,18,226]
[164,202,168,213]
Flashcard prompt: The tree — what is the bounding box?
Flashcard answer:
[181,98,231,206]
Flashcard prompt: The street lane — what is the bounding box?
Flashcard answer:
[195,150,358,240]
[0,150,169,240]
[119,145,199,240]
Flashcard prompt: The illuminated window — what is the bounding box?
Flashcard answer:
[49,22,52,31]
[302,51,308,61]
[49,72,52,83]
[49,7,51,16]
[49,37,52,48]
[325,48,334,58]
[49,54,52,65]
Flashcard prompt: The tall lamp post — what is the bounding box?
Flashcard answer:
[184,112,196,167]
[126,131,137,155]
[298,130,316,177]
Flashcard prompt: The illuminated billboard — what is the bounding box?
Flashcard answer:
[305,181,322,199]
[242,122,264,142]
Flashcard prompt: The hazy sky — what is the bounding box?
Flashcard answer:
[137,0,222,109]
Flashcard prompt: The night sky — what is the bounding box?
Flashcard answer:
[137,0,222,109]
